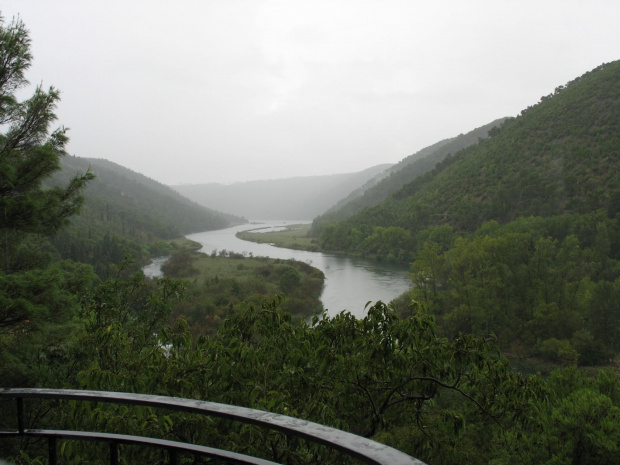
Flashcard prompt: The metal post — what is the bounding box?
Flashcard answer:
[169,448,178,465]
[16,397,24,434]
[110,441,119,465]
[48,437,57,465]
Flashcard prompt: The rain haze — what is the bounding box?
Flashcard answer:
[2,0,619,185]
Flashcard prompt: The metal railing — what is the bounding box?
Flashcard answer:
[0,388,426,465]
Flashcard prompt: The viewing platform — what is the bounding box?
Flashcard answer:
[0,389,426,465]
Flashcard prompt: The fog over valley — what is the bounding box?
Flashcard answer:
[2,0,619,185]
[2,3,620,464]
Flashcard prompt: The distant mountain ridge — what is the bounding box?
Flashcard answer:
[316,118,507,224]
[171,164,392,220]
[317,60,620,253]
[51,156,243,241]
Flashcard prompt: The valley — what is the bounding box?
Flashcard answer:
[186,221,412,318]
[1,12,619,463]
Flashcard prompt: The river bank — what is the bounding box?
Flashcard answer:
[235,223,319,251]
[144,236,326,330]
[145,221,413,319]
[186,221,412,318]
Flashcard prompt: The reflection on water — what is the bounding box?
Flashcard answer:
[142,256,168,278]
[186,220,412,318]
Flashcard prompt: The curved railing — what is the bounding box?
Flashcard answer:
[0,388,426,465]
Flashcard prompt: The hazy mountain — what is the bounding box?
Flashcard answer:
[51,156,244,242]
[316,118,507,224]
[171,164,392,220]
[317,61,620,250]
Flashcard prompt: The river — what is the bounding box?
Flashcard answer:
[181,220,412,318]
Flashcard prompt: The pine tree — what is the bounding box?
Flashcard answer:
[0,14,94,275]
[0,13,94,334]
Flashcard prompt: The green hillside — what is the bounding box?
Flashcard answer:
[317,61,620,366]
[313,118,506,227]
[4,14,620,465]
[319,61,620,256]
[47,156,244,275]
[55,156,242,238]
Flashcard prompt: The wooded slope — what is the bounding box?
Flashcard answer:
[318,61,620,251]
[315,118,506,225]
[52,156,243,242]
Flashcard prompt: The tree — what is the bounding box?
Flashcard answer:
[516,367,620,465]
[278,266,301,293]
[0,14,94,381]
[69,297,545,464]
[0,14,94,274]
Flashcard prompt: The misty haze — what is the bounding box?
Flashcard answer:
[2,2,619,464]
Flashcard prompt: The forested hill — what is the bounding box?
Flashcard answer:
[314,117,507,226]
[318,61,620,253]
[172,164,392,220]
[51,156,244,241]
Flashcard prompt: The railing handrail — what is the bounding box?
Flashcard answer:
[0,388,426,465]
[0,429,279,465]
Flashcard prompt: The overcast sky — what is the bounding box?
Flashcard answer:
[3,1,619,184]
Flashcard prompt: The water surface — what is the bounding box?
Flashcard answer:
[186,220,412,318]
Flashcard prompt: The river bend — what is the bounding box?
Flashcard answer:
[184,220,412,318]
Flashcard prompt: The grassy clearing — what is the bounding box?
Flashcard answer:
[146,236,203,258]
[191,253,280,282]
[169,237,203,251]
[236,223,320,251]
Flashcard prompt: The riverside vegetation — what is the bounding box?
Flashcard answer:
[314,61,620,369]
[235,223,319,251]
[160,238,325,336]
[1,13,620,464]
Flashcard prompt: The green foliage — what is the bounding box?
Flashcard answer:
[586,279,620,352]
[43,155,246,278]
[546,389,620,464]
[0,260,95,387]
[163,248,325,335]
[236,223,319,251]
[31,294,544,464]
[278,266,301,292]
[538,338,578,364]
[0,13,95,390]
[2,266,617,464]
[51,229,145,278]
[513,367,620,465]
[77,268,184,392]
[0,15,94,274]
[161,250,199,277]
[50,156,243,241]
[408,214,620,364]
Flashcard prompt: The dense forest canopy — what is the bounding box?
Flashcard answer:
[316,60,620,367]
[313,117,507,228]
[318,61,620,256]
[1,13,620,465]
[54,156,242,238]
[41,155,244,278]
